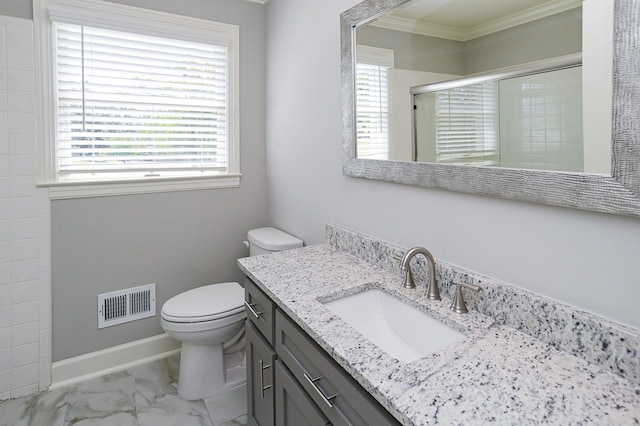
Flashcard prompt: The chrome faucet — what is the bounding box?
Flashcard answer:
[398,247,440,300]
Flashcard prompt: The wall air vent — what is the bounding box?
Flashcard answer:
[98,283,156,329]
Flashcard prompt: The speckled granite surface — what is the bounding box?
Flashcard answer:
[238,224,640,425]
[327,223,640,386]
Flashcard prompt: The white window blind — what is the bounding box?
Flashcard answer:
[356,62,390,160]
[435,82,499,166]
[54,22,229,179]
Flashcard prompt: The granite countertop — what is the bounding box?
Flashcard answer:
[238,243,640,425]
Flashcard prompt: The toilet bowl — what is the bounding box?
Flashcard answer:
[161,227,303,400]
[161,282,246,400]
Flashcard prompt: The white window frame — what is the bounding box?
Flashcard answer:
[33,0,240,199]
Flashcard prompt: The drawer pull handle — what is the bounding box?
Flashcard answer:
[244,301,263,319]
[303,373,338,409]
[259,360,272,398]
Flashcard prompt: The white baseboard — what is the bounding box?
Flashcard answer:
[50,333,181,390]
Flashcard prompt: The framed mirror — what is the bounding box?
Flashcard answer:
[341,0,640,217]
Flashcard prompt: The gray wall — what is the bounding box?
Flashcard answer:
[265,0,640,329]
[50,0,267,361]
[356,8,581,76]
[356,26,465,75]
[464,8,582,74]
[0,0,32,19]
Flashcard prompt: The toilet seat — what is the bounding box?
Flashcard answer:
[161,282,245,323]
[161,305,245,323]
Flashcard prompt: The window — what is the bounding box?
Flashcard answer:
[356,62,389,160]
[34,0,240,198]
[355,46,394,161]
[434,82,499,166]
[413,66,583,170]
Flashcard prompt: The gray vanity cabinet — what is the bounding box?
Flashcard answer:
[275,310,399,426]
[244,277,400,426]
[247,322,276,426]
[245,276,275,343]
[274,360,330,425]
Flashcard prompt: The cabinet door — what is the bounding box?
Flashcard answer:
[275,310,400,426]
[247,321,276,426]
[274,360,330,426]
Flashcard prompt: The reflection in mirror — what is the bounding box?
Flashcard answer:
[342,0,640,217]
[412,55,582,171]
[354,0,613,175]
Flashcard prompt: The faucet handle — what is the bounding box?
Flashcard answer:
[392,250,403,263]
[451,282,482,314]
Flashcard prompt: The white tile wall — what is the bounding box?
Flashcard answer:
[0,15,52,401]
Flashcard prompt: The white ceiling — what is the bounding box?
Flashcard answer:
[372,0,582,41]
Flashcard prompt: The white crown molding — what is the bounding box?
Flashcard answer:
[241,0,268,4]
[372,0,582,41]
[357,45,395,67]
[465,0,582,41]
[371,14,465,41]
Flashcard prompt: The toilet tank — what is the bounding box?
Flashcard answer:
[247,227,303,256]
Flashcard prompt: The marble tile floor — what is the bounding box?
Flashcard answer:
[0,353,247,426]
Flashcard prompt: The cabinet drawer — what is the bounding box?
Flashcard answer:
[274,360,330,426]
[275,310,400,426]
[245,277,275,344]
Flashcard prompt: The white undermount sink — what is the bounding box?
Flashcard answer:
[323,289,466,363]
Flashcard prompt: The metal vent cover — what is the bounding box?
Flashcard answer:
[98,283,156,329]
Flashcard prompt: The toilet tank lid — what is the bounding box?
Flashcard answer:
[248,227,303,251]
[162,282,243,319]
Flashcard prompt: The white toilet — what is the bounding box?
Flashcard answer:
[160,227,303,400]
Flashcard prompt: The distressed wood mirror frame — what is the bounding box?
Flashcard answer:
[341,0,640,217]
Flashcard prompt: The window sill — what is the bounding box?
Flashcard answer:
[38,174,241,200]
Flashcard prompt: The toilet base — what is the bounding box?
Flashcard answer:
[177,342,246,400]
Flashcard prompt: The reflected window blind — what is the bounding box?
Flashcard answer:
[435,82,499,166]
[55,22,229,178]
[356,62,389,160]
